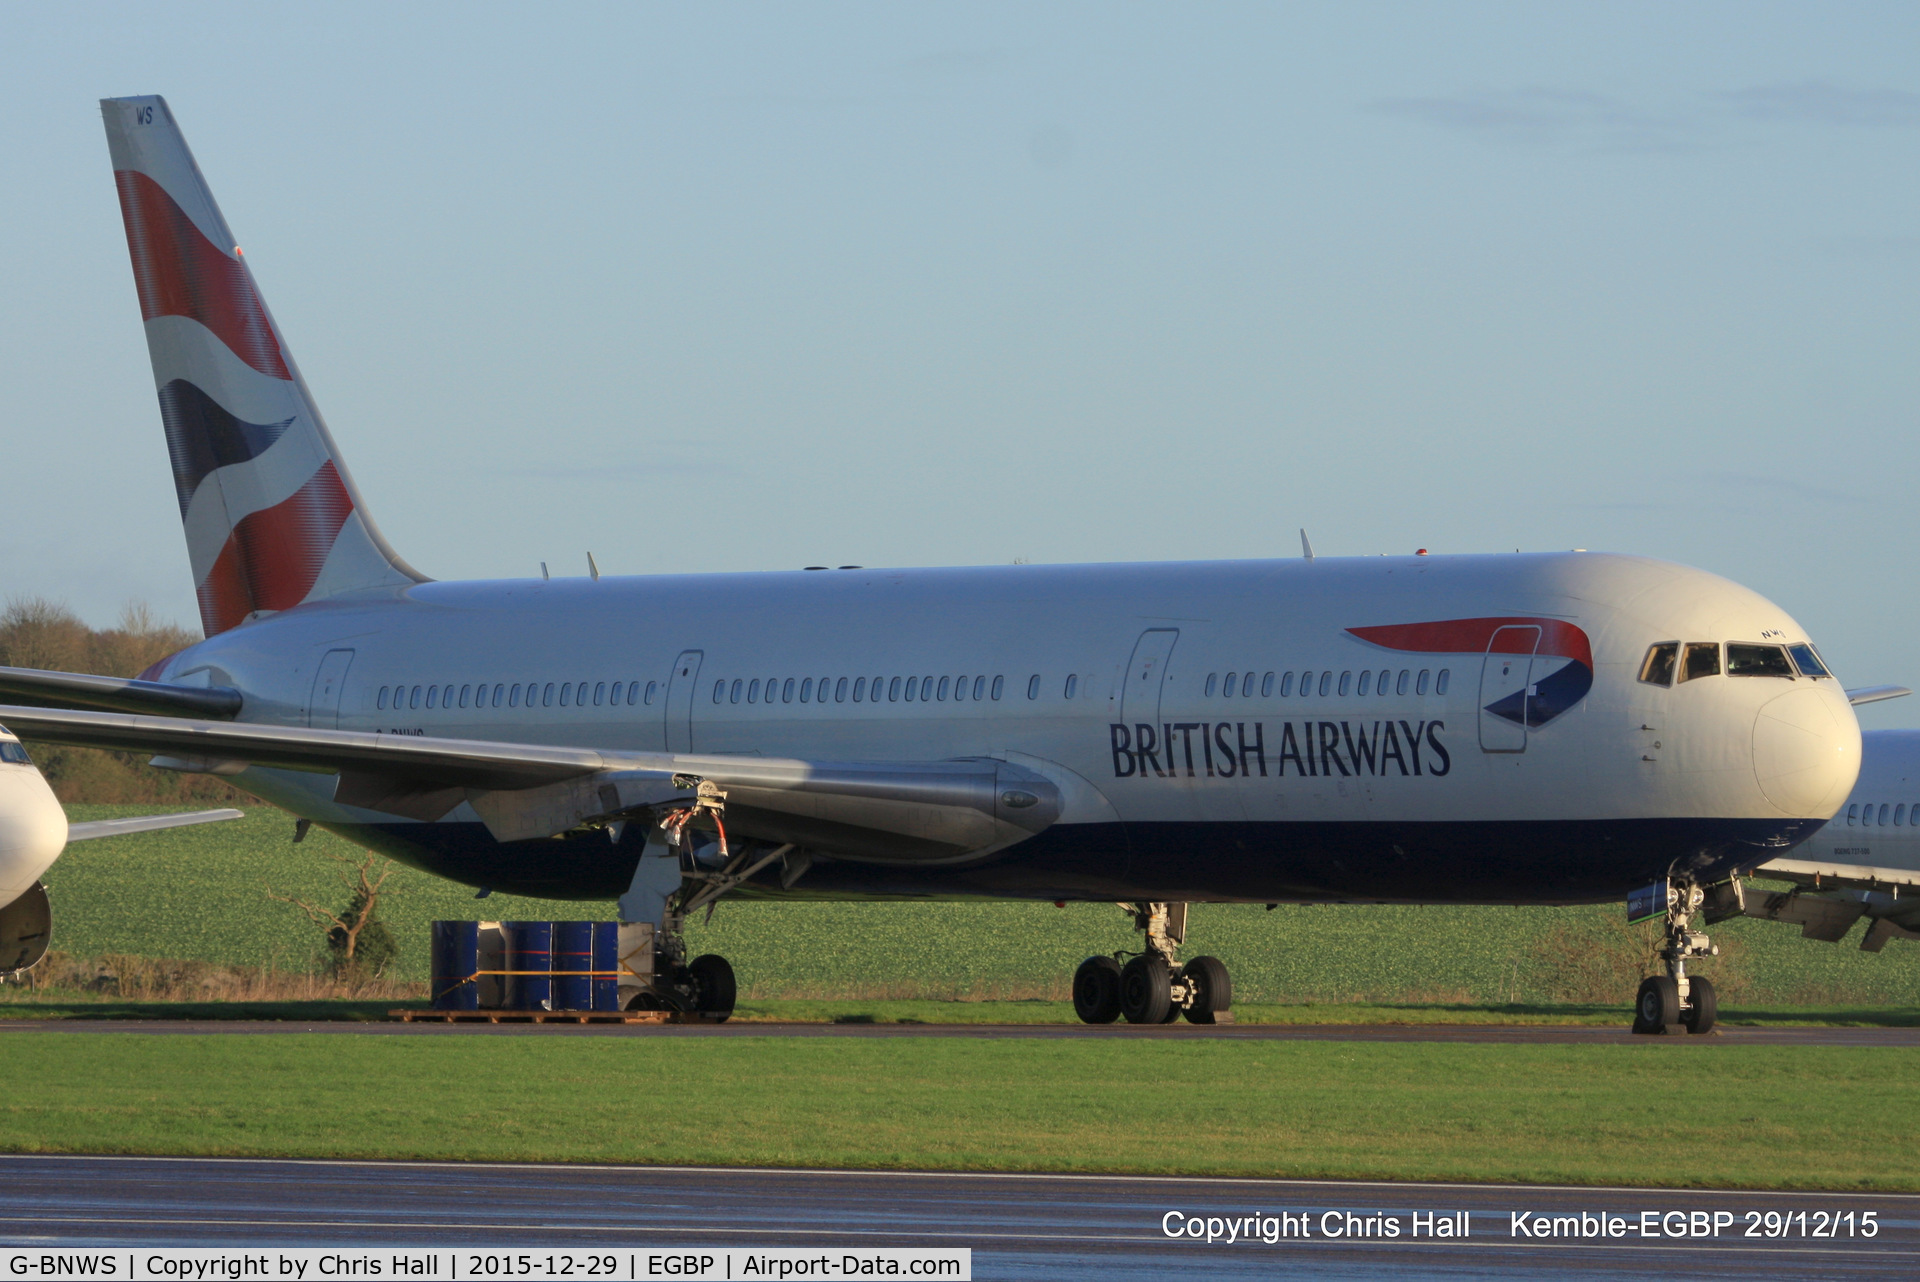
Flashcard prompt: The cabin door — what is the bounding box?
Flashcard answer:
[1478,626,1540,753]
[306,649,355,729]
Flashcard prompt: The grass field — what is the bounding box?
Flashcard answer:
[0,1032,1913,1190]
[33,805,1920,1007]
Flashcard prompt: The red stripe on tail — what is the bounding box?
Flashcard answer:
[195,462,355,635]
[114,169,291,381]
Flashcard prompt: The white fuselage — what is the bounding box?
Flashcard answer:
[135,550,1860,906]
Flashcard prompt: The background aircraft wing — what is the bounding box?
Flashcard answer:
[0,666,242,718]
[1845,684,1912,706]
[0,705,1061,865]
[66,808,245,841]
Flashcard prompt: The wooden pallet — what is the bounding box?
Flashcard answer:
[391,1008,724,1025]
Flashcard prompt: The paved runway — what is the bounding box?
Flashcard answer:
[0,1154,1912,1280]
[3,1018,1918,1045]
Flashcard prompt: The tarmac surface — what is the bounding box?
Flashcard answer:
[2,1018,1919,1045]
[0,1154,1913,1280]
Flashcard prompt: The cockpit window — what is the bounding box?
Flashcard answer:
[1679,642,1721,682]
[1727,644,1795,678]
[1787,644,1831,679]
[0,741,31,765]
[1639,643,1679,686]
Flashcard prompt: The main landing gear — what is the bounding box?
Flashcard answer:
[1073,902,1233,1025]
[613,783,791,1022]
[1630,878,1738,1036]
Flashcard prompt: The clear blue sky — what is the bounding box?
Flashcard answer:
[3,3,1916,726]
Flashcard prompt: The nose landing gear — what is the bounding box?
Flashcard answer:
[1630,879,1730,1035]
[1072,902,1234,1025]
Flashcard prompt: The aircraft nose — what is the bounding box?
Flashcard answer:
[0,768,67,907]
[1751,686,1861,818]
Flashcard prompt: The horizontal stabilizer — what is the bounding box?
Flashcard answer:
[66,808,244,842]
[0,666,240,719]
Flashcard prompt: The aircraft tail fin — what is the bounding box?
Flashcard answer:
[100,95,424,638]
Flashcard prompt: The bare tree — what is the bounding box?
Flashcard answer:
[267,850,399,977]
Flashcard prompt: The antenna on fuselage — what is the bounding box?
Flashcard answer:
[587,552,601,581]
[1300,529,1315,561]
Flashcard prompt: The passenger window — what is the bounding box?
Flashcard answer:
[890,676,903,702]
[507,684,520,708]
[1847,803,1858,826]
[1028,674,1040,700]
[1897,805,1906,826]
[644,681,658,705]
[938,676,951,701]
[1639,643,1679,687]
[1727,644,1794,678]
[836,677,848,702]
[904,677,917,701]
[1416,670,1430,696]
[1223,673,1236,698]
[426,685,439,710]
[725,679,737,704]
[852,677,865,702]
[543,682,555,707]
[953,675,966,702]
[921,675,934,701]
[1279,672,1294,697]
[408,685,421,710]
[973,676,985,701]
[1680,643,1721,682]
[1336,672,1350,696]
[1318,672,1331,697]
[456,685,468,709]
[1436,669,1450,695]
[592,682,604,706]
[783,678,796,703]
[1378,669,1390,694]
[992,675,1004,700]
[1787,644,1830,679]
[1356,671,1370,697]
[1396,670,1409,696]
[1261,672,1274,697]
[377,687,389,710]
[1065,674,1078,699]
[746,679,759,703]
[799,678,812,703]
[1881,804,1891,826]
[1243,671,1255,697]
[495,683,506,707]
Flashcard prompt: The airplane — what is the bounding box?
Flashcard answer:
[0,94,1869,1032]
[1740,721,1920,951]
[0,722,240,973]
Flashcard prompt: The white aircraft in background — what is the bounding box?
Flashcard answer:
[0,95,1868,1034]
[1741,714,1920,951]
[0,722,239,973]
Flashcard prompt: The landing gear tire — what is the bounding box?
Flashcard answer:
[1120,954,1173,1025]
[1683,975,1717,1035]
[1633,975,1681,1034]
[686,953,736,1021]
[1072,955,1123,1024]
[1180,956,1232,1025]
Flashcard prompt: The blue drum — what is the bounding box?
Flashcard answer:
[552,920,594,1011]
[429,920,479,1011]
[504,920,553,1011]
[591,921,621,1011]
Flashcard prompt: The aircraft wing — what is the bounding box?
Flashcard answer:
[0,665,241,718]
[0,705,1061,866]
[1845,685,1912,707]
[66,808,245,841]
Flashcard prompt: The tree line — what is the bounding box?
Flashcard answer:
[0,597,242,804]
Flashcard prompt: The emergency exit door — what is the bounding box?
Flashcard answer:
[665,650,703,753]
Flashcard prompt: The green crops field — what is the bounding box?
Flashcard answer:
[34,805,1920,1006]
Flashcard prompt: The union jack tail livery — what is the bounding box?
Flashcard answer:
[101,96,424,638]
